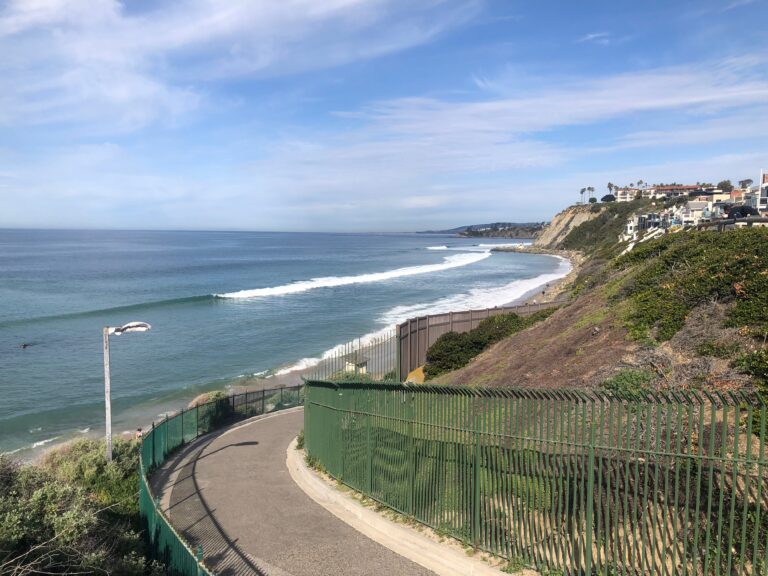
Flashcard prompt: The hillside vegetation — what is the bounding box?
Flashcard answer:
[0,439,161,576]
[434,222,768,399]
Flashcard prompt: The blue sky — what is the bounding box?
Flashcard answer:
[1,0,767,231]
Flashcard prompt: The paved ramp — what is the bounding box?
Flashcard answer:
[154,408,434,576]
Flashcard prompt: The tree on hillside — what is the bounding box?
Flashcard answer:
[589,197,597,204]
[587,186,595,201]
[717,180,734,193]
[580,187,586,204]
[601,194,616,202]
[739,178,754,189]
[637,179,645,188]
[607,182,615,194]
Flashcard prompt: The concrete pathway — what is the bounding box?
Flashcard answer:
[154,408,434,576]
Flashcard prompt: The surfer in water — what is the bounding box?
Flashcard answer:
[21,343,31,349]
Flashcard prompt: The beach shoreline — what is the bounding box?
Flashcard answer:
[495,246,582,306]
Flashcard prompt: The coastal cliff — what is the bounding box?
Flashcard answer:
[533,204,602,248]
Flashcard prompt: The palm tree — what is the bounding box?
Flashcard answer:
[637,179,645,188]
[587,186,595,201]
[739,179,754,189]
[607,182,615,194]
[580,187,586,204]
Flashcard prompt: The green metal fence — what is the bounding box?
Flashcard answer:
[304,381,768,575]
[139,385,304,575]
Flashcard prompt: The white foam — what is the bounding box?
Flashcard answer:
[79,427,90,434]
[266,254,571,378]
[32,436,60,449]
[426,245,448,250]
[274,326,395,376]
[216,251,491,299]
[378,257,572,325]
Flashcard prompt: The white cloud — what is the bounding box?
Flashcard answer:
[0,0,480,131]
[232,56,768,227]
[577,32,611,44]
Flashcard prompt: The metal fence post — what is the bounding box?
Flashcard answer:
[472,414,481,547]
[366,389,373,493]
[585,400,596,575]
[150,422,155,467]
[262,389,266,414]
[196,544,204,576]
[407,392,415,516]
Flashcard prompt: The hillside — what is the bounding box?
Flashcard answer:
[419,222,546,237]
[433,224,768,398]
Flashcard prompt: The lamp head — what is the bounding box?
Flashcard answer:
[109,321,152,336]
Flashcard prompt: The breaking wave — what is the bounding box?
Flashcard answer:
[216,251,492,299]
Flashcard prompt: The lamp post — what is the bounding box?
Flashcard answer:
[103,321,151,462]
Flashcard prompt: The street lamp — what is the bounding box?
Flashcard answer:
[103,321,151,462]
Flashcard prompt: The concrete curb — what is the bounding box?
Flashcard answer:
[286,439,533,576]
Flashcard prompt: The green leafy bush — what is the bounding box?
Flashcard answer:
[614,228,768,342]
[696,340,741,359]
[1,439,163,575]
[424,309,555,379]
[602,369,654,395]
[41,438,139,517]
[732,350,768,434]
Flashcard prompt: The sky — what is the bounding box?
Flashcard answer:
[1,0,767,232]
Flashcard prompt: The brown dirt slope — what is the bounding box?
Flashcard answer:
[433,272,755,392]
[434,286,636,389]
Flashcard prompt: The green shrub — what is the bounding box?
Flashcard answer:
[1,439,163,575]
[696,340,741,359]
[602,369,654,395]
[41,438,139,517]
[424,309,555,379]
[732,350,768,434]
[613,229,768,342]
[424,332,484,379]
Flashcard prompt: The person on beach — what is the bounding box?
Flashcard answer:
[135,428,143,440]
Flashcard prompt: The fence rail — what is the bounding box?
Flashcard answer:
[139,385,304,575]
[304,380,768,575]
[396,299,569,380]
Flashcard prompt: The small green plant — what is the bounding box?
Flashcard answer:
[304,453,326,473]
[296,429,305,450]
[696,340,741,359]
[602,368,654,395]
[503,555,527,573]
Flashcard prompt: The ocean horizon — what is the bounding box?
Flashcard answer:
[0,229,569,457]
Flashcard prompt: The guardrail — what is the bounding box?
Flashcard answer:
[139,385,304,575]
[396,299,569,380]
[304,380,768,575]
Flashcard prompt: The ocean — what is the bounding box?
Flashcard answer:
[0,229,569,457]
